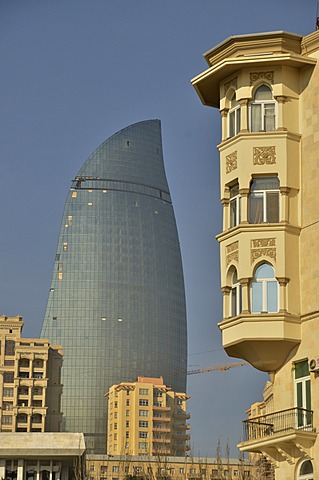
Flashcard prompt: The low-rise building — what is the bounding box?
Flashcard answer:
[86,454,254,480]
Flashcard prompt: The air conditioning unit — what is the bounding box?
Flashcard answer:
[309,358,319,372]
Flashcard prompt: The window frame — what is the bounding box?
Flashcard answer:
[249,177,280,224]
[251,263,279,313]
[229,183,241,228]
[230,269,242,317]
[249,84,277,132]
[228,93,241,138]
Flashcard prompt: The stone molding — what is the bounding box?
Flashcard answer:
[226,241,239,266]
[224,77,237,95]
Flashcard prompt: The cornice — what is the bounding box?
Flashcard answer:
[217,130,302,152]
[216,222,301,243]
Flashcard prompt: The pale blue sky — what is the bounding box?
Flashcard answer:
[0,0,315,457]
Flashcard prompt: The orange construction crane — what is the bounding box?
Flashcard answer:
[187,361,248,375]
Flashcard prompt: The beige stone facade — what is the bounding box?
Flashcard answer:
[192,29,319,479]
[86,454,254,480]
[0,315,63,433]
[106,377,190,457]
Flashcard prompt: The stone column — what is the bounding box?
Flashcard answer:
[0,459,6,480]
[277,277,289,313]
[280,187,290,223]
[221,286,231,319]
[240,278,250,314]
[17,460,24,480]
[239,188,250,224]
[220,108,229,141]
[274,96,287,131]
[239,99,249,132]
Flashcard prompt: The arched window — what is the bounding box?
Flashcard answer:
[298,460,313,480]
[249,85,276,132]
[230,270,241,317]
[228,93,241,137]
[249,177,279,224]
[251,263,278,313]
[229,183,241,227]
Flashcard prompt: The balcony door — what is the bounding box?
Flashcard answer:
[294,361,311,428]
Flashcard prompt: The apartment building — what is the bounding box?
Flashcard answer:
[192,29,319,479]
[106,377,190,457]
[0,315,63,432]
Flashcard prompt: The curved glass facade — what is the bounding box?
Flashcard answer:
[40,120,187,452]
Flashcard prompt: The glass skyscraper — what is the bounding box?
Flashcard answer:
[41,120,187,452]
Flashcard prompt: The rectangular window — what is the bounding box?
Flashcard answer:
[126,432,129,438]
[3,388,13,397]
[2,416,12,424]
[179,469,184,474]
[139,421,148,428]
[139,388,149,395]
[126,421,129,427]
[139,410,148,417]
[4,372,14,383]
[126,399,130,406]
[126,410,130,417]
[5,340,15,356]
[139,431,148,438]
[112,466,119,473]
[139,399,148,406]
[139,442,148,449]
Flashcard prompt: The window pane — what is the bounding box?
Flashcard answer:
[266,192,279,222]
[251,282,262,313]
[267,281,278,312]
[231,288,237,316]
[255,263,274,279]
[230,199,237,227]
[251,104,262,132]
[229,111,235,137]
[249,193,263,223]
[236,108,241,134]
[254,85,272,100]
[295,361,309,379]
[251,177,279,191]
[264,104,275,131]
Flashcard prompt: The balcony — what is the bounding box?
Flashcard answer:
[239,407,317,464]
[173,410,191,420]
[218,311,300,371]
[153,404,170,411]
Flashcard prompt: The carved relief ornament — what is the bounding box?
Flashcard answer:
[224,77,237,96]
[250,71,274,85]
[226,151,237,173]
[253,146,276,165]
[226,241,239,266]
[251,238,276,263]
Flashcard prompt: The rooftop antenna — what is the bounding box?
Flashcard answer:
[316,2,319,30]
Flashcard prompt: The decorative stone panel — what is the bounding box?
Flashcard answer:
[251,238,276,263]
[250,71,274,85]
[226,151,237,173]
[253,146,276,165]
[224,77,237,95]
[226,241,239,266]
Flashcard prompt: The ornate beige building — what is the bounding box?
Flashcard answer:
[106,377,190,457]
[192,29,319,479]
[0,315,63,433]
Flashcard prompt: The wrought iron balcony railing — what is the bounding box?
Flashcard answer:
[243,407,314,442]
